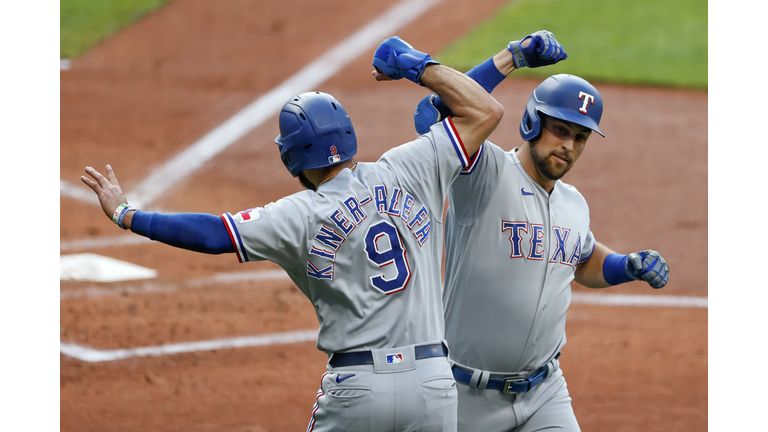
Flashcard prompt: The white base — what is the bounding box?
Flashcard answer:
[60,253,158,282]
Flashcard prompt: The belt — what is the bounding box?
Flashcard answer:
[329,342,448,368]
[452,353,560,394]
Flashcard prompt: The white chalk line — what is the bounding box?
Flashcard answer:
[60,179,168,213]
[60,234,152,252]
[120,0,443,208]
[60,329,319,363]
[571,292,707,308]
[61,179,97,203]
[59,269,290,300]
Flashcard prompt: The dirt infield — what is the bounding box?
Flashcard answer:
[60,0,707,431]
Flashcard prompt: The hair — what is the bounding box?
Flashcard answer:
[297,165,337,191]
[297,172,316,191]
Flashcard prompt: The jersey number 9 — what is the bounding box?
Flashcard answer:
[364,221,412,295]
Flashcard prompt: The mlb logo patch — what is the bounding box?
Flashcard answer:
[328,154,341,164]
[386,353,404,364]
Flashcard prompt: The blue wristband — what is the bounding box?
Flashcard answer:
[602,253,635,285]
[465,57,507,93]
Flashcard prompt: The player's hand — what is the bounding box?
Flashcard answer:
[81,165,129,220]
[372,36,440,85]
[414,94,453,135]
[507,30,567,69]
[372,67,393,81]
[625,250,669,289]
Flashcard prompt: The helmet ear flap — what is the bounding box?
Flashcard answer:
[519,106,541,142]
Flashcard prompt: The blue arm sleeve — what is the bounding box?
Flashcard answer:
[602,253,636,285]
[130,211,235,254]
[465,57,508,93]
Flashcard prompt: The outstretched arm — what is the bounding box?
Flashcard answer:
[81,165,234,254]
[372,36,503,158]
[575,242,670,289]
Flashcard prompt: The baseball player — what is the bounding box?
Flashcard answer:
[81,36,503,432]
[413,32,670,431]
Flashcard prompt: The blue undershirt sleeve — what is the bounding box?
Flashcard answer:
[465,57,508,93]
[130,211,235,254]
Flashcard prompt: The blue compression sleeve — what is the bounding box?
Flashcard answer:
[465,57,507,93]
[130,211,235,254]
[602,253,636,285]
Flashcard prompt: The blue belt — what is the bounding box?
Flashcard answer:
[452,354,559,394]
[330,342,448,368]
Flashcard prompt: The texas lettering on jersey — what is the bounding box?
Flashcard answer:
[307,184,431,282]
[501,220,584,268]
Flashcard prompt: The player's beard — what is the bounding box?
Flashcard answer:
[529,141,573,181]
[298,172,317,191]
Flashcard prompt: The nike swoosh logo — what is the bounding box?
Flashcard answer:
[521,188,534,196]
[336,373,355,383]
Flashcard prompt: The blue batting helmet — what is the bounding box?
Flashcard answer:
[275,92,357,177]
[520,74,604,142]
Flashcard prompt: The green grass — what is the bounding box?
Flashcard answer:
[61,0,174,58]
[435,0,708,89]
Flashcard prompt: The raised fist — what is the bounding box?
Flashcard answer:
[626,250,669,289]
[373,36,440,85]
[507,30,567,69]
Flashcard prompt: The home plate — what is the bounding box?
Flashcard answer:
[60,253,158,282]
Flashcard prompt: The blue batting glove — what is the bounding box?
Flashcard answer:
[373,36,440,85]
[625,250,669,289]
[507,30,567,69]
[414,94,453,135]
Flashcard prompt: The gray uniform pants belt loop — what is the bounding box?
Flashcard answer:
[468,368,491,389]
[451,352,561,394]
[545,355,560,379]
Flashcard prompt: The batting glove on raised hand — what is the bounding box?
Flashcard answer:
[625,250,669,289]
[373,36,440,85]
[507,30,567,69]
[414,94,453,134]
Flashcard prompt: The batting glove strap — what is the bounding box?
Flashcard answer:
[507,30,568,69]
[373,36,440,85]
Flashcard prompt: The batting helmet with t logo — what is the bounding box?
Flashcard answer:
[519,74,604,142]
[275,92,357,177]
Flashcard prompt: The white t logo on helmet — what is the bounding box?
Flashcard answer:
[578,92,596,114]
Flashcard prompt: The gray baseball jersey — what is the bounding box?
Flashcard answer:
[222,118,471,354]
[443,141,595,373]
[220,118,471,432]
